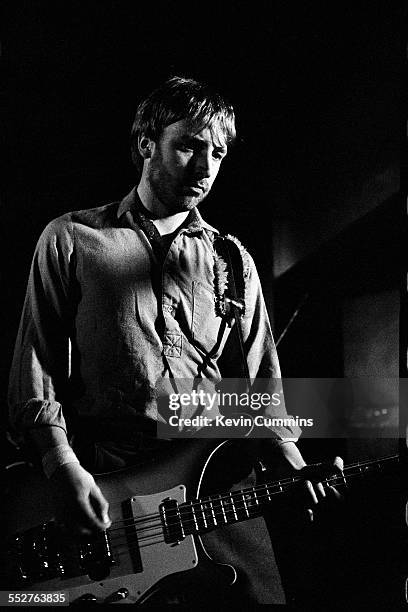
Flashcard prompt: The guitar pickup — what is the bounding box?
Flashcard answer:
[159,498,185,544]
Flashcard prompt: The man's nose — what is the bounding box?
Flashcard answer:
[194,151,213,178]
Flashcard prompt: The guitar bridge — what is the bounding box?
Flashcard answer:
[10,520,115,585]
[11,521,66,584]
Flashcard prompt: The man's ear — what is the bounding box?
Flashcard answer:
[138,135,154,159]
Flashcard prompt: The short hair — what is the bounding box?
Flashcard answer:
[130,76,236,173]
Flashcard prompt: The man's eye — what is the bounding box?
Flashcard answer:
[213,151,226,161]
[178,145,193,152]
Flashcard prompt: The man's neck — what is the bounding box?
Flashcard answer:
[152,215,189,236]
[136,183,189,236]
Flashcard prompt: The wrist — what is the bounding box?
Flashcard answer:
[276,440,307,470]
[28,425,69,456]
[42,444,80,479]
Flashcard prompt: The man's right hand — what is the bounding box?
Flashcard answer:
[49,463,111,538]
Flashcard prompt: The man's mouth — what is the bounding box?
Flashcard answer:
[183,183,205,194]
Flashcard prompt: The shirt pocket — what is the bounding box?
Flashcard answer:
[191,280,221,354]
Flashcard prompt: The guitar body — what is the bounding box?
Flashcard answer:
[3,440,397,605]
[2,439,262,605]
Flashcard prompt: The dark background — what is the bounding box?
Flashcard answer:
[2,1,405,608]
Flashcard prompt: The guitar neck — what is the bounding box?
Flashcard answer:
[169,454,399,538]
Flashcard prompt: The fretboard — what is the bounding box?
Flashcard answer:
[177,454,399,536]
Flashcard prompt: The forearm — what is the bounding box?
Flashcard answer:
[27,425,70,458]
[27,426,81,479]
[28,428,109,534]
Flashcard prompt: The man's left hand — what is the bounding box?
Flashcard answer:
[299,456,344,521]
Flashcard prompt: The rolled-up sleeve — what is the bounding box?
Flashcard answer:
[241,254,301,442]
[8,217,75,440]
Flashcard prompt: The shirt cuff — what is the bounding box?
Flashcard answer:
[9,398,67,436]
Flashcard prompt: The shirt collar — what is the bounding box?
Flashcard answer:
[117,187,219,235]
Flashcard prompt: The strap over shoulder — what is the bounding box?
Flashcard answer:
[212,234,251,321]
[213,234,252,385]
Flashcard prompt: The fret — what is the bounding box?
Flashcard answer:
[230,493,238,521]
[199,502,208,529]
[219,493,236,523]
[233,490,249,521]
[220,495,228,523]
[270,481,283,495]
[190,501,199,532]
[253,489,259,507]
[208,500,217,526]
[241,492,250,518]
[183,500,208,533]
[200,499,217,529]
[210,494,227,525]
[242,491,259,518]
[260,484,269,504]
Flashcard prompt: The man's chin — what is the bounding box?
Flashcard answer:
[169,194,203,212]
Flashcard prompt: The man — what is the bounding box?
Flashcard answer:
[8,76,341,604]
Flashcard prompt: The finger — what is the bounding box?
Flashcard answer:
[90,485,111,527]
[316,481,326,498]
[77,494,109,533]
[333,456,344,472]
[327,485,343,501]
[306,508,314,522]
[305,480,318,505]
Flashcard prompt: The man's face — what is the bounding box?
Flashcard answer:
[144,119,228,214]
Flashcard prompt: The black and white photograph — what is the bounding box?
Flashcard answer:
[1,2,405,608]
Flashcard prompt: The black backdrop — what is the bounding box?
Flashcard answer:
[3,0,401,396]
[2,2,405,607]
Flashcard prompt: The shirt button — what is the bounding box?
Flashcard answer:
[163,304,174,313]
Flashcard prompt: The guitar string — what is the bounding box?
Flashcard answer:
[20,457,398,573]
[108,464,380,559]
[107,481,315,547]
[109,474,380,533]
[66,455,382,570]
[105,458,397,536]
[106,465,391,555]
[40,458,397,549]
[98,455,397,516]
[49,458,397,567]
[106,466,397,541]
[108,478,299,549]
[106,478,302,535]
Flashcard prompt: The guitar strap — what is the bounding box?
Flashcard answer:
[213,235,251,389]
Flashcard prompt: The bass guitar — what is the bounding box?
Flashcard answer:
[2,439,399,605]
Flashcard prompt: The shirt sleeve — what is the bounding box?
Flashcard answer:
[8,216,76,443]
[239,252,301,442]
